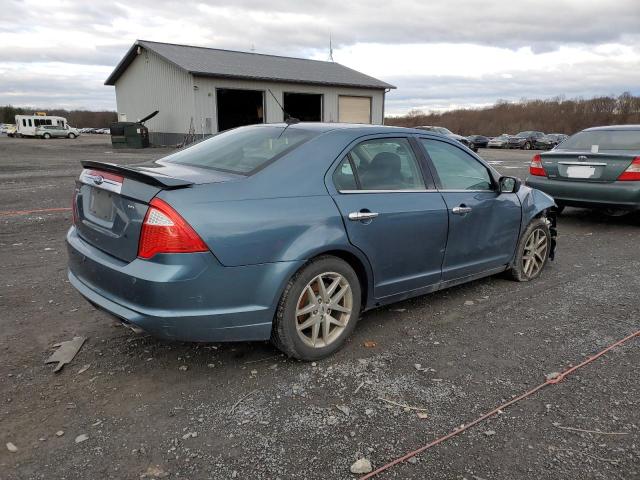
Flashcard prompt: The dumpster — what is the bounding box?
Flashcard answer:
[110,110,158,149]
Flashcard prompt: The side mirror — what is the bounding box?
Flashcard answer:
[499,176,521,193]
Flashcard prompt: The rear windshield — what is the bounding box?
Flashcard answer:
[163,126,318,174]
[557,130,640,151]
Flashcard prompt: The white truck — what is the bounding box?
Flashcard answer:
[15,114,69,137]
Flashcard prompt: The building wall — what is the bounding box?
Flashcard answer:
[114,49,195,145]
[192,76,385,135]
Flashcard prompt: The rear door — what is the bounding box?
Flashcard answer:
[419,138,521,280]
[329,136,448,299]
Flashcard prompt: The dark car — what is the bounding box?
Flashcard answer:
[526,125,640,214]
[415,126,478,152]
[508,131,545,150]
[534,134,568,150]
[468,135,490,149]
[67,123,556,360]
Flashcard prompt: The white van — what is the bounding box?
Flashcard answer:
[15,115,68,137]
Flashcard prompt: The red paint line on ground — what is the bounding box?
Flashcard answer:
[0,207,72,217]
[360,329,640,479]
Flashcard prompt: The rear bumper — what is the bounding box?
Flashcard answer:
[525,177,640,210]
[66,227,303,342]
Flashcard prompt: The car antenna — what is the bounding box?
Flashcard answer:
[267,89,299,138]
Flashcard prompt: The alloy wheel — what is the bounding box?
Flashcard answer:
[522,228,548,278]
[295,272,353,348]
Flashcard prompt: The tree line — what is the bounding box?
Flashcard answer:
[0,105,116,128]
[385,93,640,136]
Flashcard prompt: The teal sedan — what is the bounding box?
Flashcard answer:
[526,125,640,214]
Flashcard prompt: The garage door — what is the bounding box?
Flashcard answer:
[338,96,371,124]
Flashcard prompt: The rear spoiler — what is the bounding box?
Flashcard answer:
[80,161,193,189]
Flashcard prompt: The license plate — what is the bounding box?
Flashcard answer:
[89,188,115,221]
[566,165,595,179]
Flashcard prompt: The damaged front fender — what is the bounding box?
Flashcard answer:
[517,185,558,260]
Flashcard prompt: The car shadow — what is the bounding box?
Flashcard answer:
[558,207,640,228]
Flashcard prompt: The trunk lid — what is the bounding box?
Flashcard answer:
[74,161,241,262]
[540,151,637,182]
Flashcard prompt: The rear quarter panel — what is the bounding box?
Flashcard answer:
[168,192,352,266]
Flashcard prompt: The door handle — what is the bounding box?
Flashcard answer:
[452,205,472,215]
[348,211,379,221]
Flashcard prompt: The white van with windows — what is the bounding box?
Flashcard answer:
[15,115,68,137]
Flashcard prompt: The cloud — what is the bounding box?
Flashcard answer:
[0,0,639,112]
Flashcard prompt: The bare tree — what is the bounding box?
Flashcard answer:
[386,93,640,135]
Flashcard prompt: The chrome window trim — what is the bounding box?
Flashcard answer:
[437,189,495,193]
[337,189,432,194]
[337,188,496,194]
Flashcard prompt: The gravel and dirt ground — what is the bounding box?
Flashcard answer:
[1,135,638,480]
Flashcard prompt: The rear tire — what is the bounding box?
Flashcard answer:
[509,217,551,282]
[43,133,51,139]
[271,256,361,361]
[523,141,532,150]
[602,208,629,217]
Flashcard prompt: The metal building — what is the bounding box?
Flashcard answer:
[105,40,395,145]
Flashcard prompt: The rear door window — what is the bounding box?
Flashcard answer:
[334,138,426,191]
[421,139,493,191]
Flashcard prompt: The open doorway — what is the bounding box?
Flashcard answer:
[283,92,322,122]
[216,88,264,132]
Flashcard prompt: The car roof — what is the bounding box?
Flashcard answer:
[583,124,640,132]
[255,122,440,136]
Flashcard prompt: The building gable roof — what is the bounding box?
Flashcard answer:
[105,40,395,90]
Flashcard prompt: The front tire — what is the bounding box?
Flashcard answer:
[271,256,361,360]
[509,217,551,282]
[523,141,532,150]
[68,133,76,139]
[43,133,51,139]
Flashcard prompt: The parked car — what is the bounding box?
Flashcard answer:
[534,134,568,150]
[508,131,545,150]
[414,126,478,152]
[468,135,490,149]
[487,134,511,148]
[67,123,556,360]
[37,125,80,139]
[526,125,640,215]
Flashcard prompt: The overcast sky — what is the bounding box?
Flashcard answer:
[1,0,639,115]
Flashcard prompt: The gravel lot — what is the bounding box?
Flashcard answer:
[1,135,638,480]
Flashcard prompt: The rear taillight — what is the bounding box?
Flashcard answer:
[618,157,640,181]
[529,154,546,177]
[138,198,208,259]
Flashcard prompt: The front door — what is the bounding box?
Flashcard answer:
[419,138,522,281]
[329,137,448,299]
